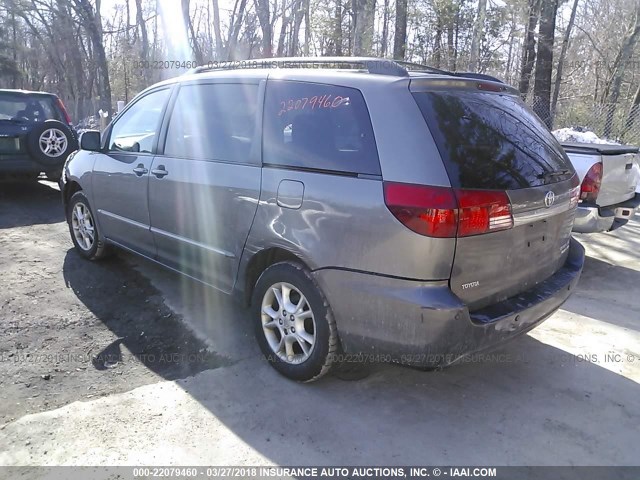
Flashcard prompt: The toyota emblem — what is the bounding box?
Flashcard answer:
[544,191,555,207]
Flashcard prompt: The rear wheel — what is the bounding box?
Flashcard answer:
[252,261,338,382]
[67,191,109,260]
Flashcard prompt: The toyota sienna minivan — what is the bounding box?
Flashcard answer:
[62,57,585,381]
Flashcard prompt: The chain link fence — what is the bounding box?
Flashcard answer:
[529,96,640,145]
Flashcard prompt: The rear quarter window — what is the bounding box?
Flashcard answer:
[263,80,381,175]
[413,91,574,190]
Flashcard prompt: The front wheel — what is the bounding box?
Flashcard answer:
[252,261,338,382]
[67,191,109,260]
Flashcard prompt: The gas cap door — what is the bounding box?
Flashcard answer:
[277,180,305,209]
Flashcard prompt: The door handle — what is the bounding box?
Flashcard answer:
[151,165,169,178]
[132,164,148,176]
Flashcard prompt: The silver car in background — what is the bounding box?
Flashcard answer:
[61,58,585,382]
[562,142,640,233]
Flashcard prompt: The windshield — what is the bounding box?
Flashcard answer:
[413,91,575,190]
[0,93,60,122]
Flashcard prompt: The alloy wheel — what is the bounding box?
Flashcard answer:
[261,282,316,364]
[39,128,68,158]
[71,202,95,251]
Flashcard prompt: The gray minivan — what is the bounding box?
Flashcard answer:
[62,58,585,382]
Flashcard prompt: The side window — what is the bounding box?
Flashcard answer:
[263,80,380,175]
[108,88,170,153]
[164,83,258,163]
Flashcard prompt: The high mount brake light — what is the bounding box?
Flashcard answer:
[477,82,505,92]
[383,182,513,238]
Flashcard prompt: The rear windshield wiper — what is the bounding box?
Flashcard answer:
[538,169,571,180]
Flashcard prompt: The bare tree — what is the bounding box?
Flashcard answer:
[468,0,486,71]
[181,0,204,64]
[550,0,578,119]
[603,3,640,136]
[227,0,249,59]
[352,0,375,55]
[332,0,343,55]
[254,0,273,57]
[211,0,223,58]
[532,0,559,127]
[519,0,540,95]
[393,0,407,60]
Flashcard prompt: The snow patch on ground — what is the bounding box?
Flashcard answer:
[552,127,620,145]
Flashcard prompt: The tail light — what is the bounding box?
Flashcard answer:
[383,183,458,237]
[55,97,73,125]
[455,189,513,236]
[580,163,602,203]
[383,182,513,238]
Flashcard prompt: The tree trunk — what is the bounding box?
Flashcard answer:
[290,0,304,55]
[303,0,310,55]
[73,0,112,120]
[468,0,487,71]
[380,0,389,57]
[227,0,248,60]
[181,0,204,64]
[254,0,273,57]
[352,0,375,55]
[603,5,640,137]
[519,0,540,96]
[212,0,223,59]
[134,0,150,78]
[11,10,18,88]
[550,0,578,121]
[333,0,343,55]
[393,0,407,60]
[532,0,558,128]
[276,8,289,56]
[433,22,442,68]
[446,23,455,70]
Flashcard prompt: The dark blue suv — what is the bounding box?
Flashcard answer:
[0,89,77,181]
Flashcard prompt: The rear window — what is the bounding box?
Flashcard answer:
[0,93,60,122]
[413,91,574,190]
[263,80,381,175]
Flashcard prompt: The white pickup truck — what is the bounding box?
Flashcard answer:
[562,143,640,233]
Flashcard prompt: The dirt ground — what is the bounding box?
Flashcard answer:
[0,180,229,424]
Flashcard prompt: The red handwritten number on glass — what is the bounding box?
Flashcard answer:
[277,95,347,116]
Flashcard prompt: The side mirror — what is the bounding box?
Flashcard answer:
[79,130,101,151]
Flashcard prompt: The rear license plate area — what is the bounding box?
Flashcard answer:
[524,220,549,248]
[0,137,20,153]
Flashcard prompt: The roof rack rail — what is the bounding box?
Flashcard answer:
[396,61,506,83]
[190,57,410,77]
[187,56,505,83]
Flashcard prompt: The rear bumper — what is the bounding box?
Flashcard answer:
[312,238,584,367]
[573,193,640,233]
[0,154,62,176]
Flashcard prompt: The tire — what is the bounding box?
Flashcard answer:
[67,191,109,260]
[251,261,338,382]
[27,120,77,167]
